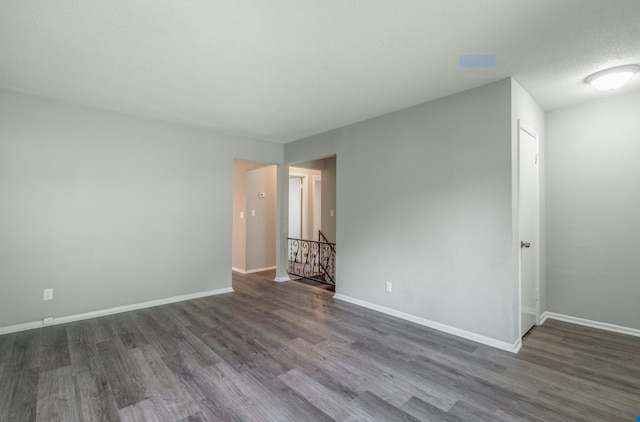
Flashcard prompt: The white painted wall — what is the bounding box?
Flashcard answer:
[284,79,519,344]
[546,92,640,330]
[0,90,282,329]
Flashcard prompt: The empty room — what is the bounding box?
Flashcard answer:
[1,1,639,421]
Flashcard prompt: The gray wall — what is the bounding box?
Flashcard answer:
[285,79,518,343]
[0,90,282,328]
[546,91,640,330]
[321,156,337,243]
[246,165,277,270]
[2,79,555,345]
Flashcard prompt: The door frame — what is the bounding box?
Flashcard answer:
[518,120,541,338]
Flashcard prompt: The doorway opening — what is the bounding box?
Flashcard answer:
[287,156,336,291]
[231,159,278,275]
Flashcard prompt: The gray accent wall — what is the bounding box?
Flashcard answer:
[285,79,521,343]
[0,90,282,328]
[546,92,640,330]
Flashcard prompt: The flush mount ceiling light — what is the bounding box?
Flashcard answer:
[585,65,640,91]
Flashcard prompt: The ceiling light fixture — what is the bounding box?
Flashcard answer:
[586,65,639,91]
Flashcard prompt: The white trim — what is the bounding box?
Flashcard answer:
[274,276,290,282]
[0,287,233,336]
[0,320,43,335]
[334,294,521,353]
[540,312,640,338]
[518,121,538,138]
[512,338,523,353]
[232,266,276,274]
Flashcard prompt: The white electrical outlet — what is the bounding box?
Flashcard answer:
[43,317,53,325]
[43,288,53,301]
[385,281,393,293]
[251,210,256,217]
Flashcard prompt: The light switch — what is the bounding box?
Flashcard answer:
[251,210,256,217]
[330,210,334,217]
[240,212,244,219]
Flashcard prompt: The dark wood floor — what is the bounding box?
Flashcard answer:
[1,270,639,421]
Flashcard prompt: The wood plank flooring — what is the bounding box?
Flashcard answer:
[0,270,638,421]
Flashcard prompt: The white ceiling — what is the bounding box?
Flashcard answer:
[1,1,639,143]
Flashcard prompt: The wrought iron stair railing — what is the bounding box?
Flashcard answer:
[318,230,336,253]
[287,233,335,286]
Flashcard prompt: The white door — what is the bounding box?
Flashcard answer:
[288,177,302,239]
[519,122,540,337]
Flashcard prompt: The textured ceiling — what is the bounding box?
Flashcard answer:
[1,1,639,143]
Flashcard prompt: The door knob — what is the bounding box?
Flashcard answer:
[521,241,531,248]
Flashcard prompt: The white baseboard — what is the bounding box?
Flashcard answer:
[0,320,43,336]
[540,311,640,338]
[274,276,290,282]
[0,287,234,336]
[232,266,276,274]
[334,294,521,353]
[512,338,522,353]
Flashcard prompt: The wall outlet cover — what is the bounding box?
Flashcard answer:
[43,288,53,301]
[43,317,53,325]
